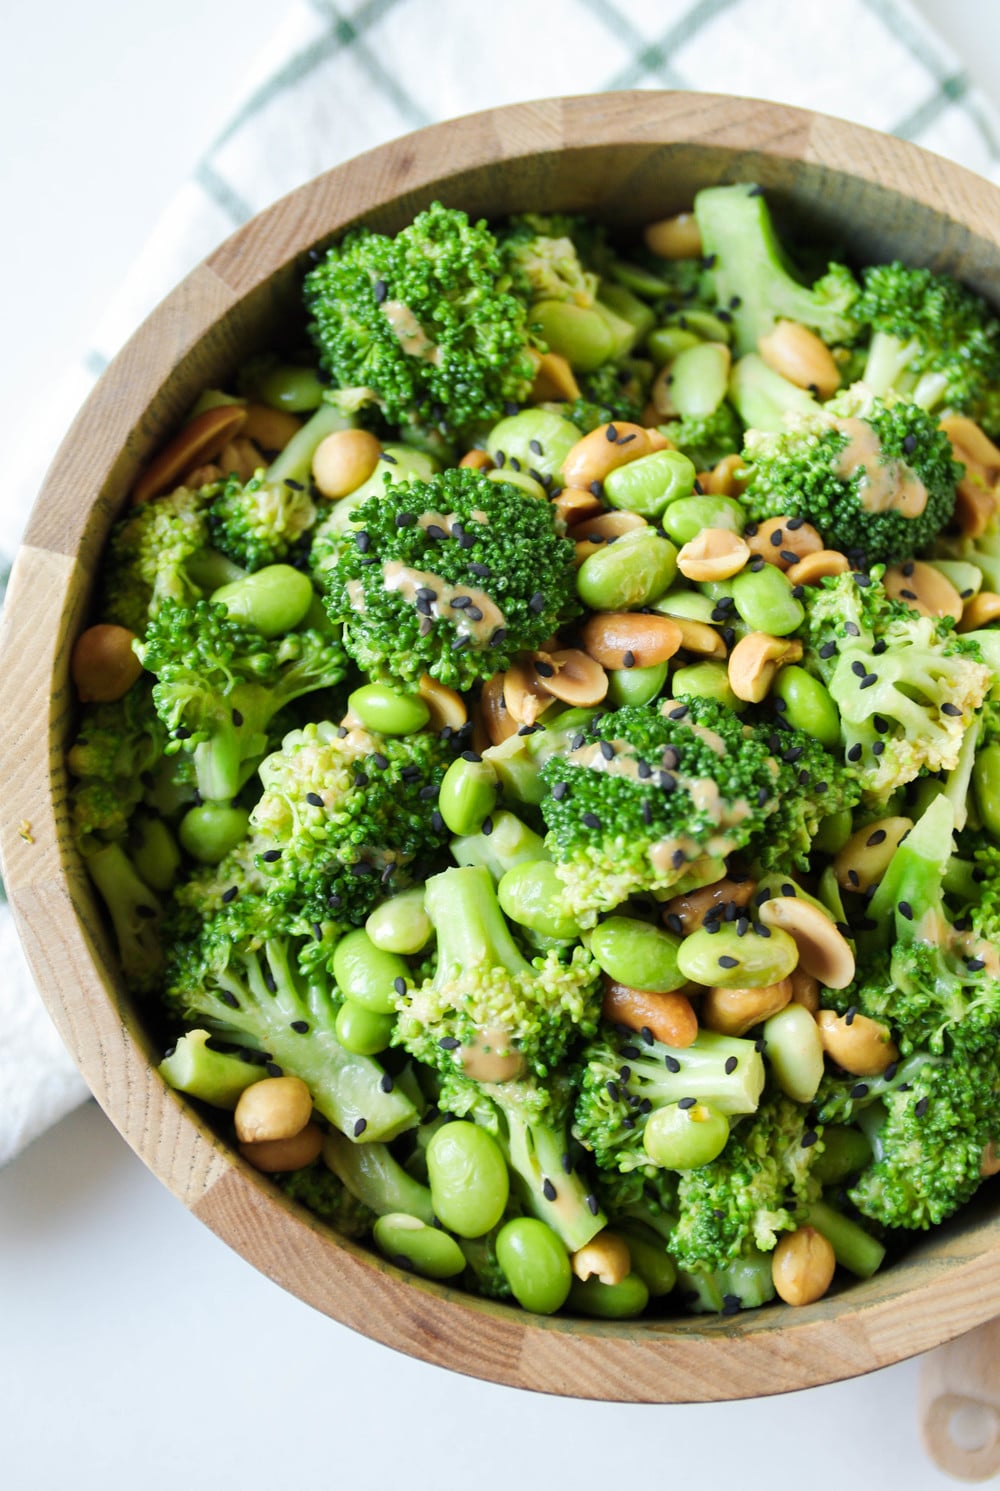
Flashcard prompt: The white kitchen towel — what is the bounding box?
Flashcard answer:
[3,0,1000,1165]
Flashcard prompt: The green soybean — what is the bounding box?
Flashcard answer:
[647,325,701,364]
[335,998,395,1055]
[211,563,314,638]
[365,888,433,955]
[486,408,581,482]
[332,929,409,1015]
[667,341,731,418]
[438,754,499,837]
[651,589,718,624]
[616,1227,677,1297]
[486,467,548,501]
[178,804,251,864]
[253,363,326,412]
[373,1213,467,1280]
[671,660,744,712]
[598,282,656,342]
[530,299,614,372]
[670,308,733,344]
[643,1101,729,1169]
[928,558,982,597]
[426,1121,510,1239]
[576,528,677,611]
[498,860,583,941]
[495,1218,572,1314]
[811,1126,873,1186]
[589,915,685,992]
[606,659,669,707]
[593,297,642,358]
[974,744,1000,842]
[772,666,841,748]
[608,259,671,299]
[568,1272,650,1319]
[762,1003,825,1104]
[661,494,745,546]
[603,449,696,519]
[731,563,805,636]
[677,922,799,989]
[811,808,854,855]
[348,683,430,736]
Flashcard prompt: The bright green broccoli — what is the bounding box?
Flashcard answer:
[658,401,744,471]
[497,217,599,307]
[81,838,163,991]
[67,684,169,841]
[98,484,215,635]
[278,1159,378,1240]
[304,202,537,440]
[322,466,578,691]
[207,470,316,572]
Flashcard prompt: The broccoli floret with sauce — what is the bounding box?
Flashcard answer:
[98,484,217,635]
[322,466,578,691]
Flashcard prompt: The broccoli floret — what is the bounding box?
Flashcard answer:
[537,698,809,923]
[304,202,537,440]
[801,569,991,798]
[81,838,163,991]
[658,401,744,472]
[136,599,345,803]
[742,387,959,561]
[163,897,418,1142]
[277,1160,377,1240]
[572,1024,765,1176]
[856,262,1000,436]
[392,865,600,1084]
[322,466,578,691]
[98,484,215,635]
[67,684,168,841]
[497,219,599,307]
[207,470,317,572]
[693,183,860,356]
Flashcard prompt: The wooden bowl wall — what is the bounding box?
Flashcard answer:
[3,91,1000,1402]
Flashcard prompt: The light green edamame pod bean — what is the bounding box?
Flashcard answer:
[643,1101,729,1170]
[598,282,656,341]
[498,860,584,941]
[211,563,314,638]
[130,814,181,892]
[486,468,548,501]
[667,342,731,419]
[568,1272,650,1319]
[366,888,433,954]
[178,804,251,864]
[495,1217,572,1314]
[608,259,672,299]
[589,915,685,992]
[676,923,799,989]
[648,325,701,364]
[348,683,430,736]
[616,1227,677,1297]
[332,929,409,1015]
[762,1003,825,1104]
[603,449,696,519]
[974,744,1000,842]
[576,529,677,611]
[486,409,581,482]
[671,661,744,713]
[530,299,615,372]
[606,659,669,708]
[335,998,395,1055]
[254,363,325,412]
[811,1126,872,1186]
[592,297,641,357]
[373,1213,466,1280]
[731,564,805,636]
[158,1029,264,1110]
[426,1121,510,1239]
[772,666,840,749]
[661,495,745,546]
[438,754,499,837]
[651,589,718,624]
[672,308,733,344]
[811,808,854,855]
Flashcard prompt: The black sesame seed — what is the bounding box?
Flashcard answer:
[606,1079,621,1102]
[219,989,239,1009]
[725,1056,738,1075]
[438,1037,460,1051]
[582,811,602,830]
[542,1178,557,1202]
[801,1130,818,1148]
[941,702,962,717]
[529,592,546,613]
[847,743,863,762]
[290,1019,309,1034]
[866,829,887,846]
[718,955,739,969]
[586,1194,600,1215]
[664,1054,681,1072]
[914,1096,930,1118]
[379,1073,394,1093]
[221,886,239,904]
[265,1062,283,1078]
[850,1083,869,1099]
[353,1118,368,1138]
[678,1096,697,1110]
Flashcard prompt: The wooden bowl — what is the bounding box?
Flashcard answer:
[3,91,1000,1402]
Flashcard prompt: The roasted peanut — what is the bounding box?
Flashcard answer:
[785,549,850,586]
[458,448,494,472]
[644,212,702,260]
[240,401,303,451]
[673,616,728,659]
[234,1075,313,1143]
[533,648,609,707]
[701,979,793,1038]
[498,658,556,728]
[312,428,382,499]
[817,1008,899,1076]
[883,560,963,622]
[833,816,913,894]
[71,624,142,703]
[700,453,748,496]
[562,423,659,490]
[771,1226,836,1306]
[758,894,855,990]
[580,611,684,670]
[661,876,757,934]
[981,1140,1000,1178]
[416,674,467,732]
[602,979,699,1048]
[572,1231,632,1287]
[745,516,824,570]
[757,319,841,400]
[131,403,248,505]
[552,486,604,528]
[789,968,821,1015]
[530,350,581,403]
[480,672,518,746]
[942,415,1000,538]
[217,436,264,484]
[566,509,647,545]
[239,1122,324,1173]
[960,590,1000,632]
[676,527,750,582]
[728,632,803,703]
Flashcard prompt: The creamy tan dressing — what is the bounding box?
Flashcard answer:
[380,299,442,365]
[459,1029,526,1083]
[417,509,491,534]
[346,577,366,612]
[658,702,727,757]
[381,560,505,646]
[828,416,928,518]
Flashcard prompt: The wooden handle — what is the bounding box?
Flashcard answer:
[920,1321,1000,1481]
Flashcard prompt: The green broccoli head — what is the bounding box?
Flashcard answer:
[67,684,168,841]
[657,401,744,472]
[207,470,317,572]
[856,262,1000,436]
[304,202,537,439]
[802,569,992,798]
[497,217,599,307]
[742,388,959,562]
[98,484,214,635]
[322,466,579,690]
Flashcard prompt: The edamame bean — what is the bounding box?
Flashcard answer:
[677,922,799,989]
[211,564,314,638]
[667,341,732,418]
[661,495,745,546]
[672,308,733,344]
[772,666,840,748]
[426,1121,510,1238]
[603,449,696,519]
[530,300,615,372]
[762,1003,825,1103]
[366,888,433,954]
[487,468,548,501]
[335,998,395,1055]
[598,283,656,342]
[589,915,685,992]
[651,589,718,624]
[811,808,854,855]
[811,1125,872,1186]
[252,363,325,412]
[495,1217,572,1314]
[671,660,744,712]
[616,1227,677,1297]
[576,529,677,611]
[568,1272,650,1319]
[731,564,805,636]
[373,1213,466,1279]
[606,659,669,707]
[647,325,701,364]
[608,259,671,299]
[643,1101,729,1169]
[486,409,581,482]
[332,929,409,1014]
[498,860,584,941]
[974,744,1000,842]
[438,754,499,836]
[348,682,430,736]
[178,804,251,863]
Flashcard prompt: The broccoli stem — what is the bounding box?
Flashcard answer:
[267,402,351,487]
[676,1248,776,1314]
[863,793,955,956]
[83,840,162,988]
[450,809,548,883]
[424,865,533,979]
[322,1131,435,1223]
[158,1029,264,1109]
[861,331,919,401]
[803,1198,886,1279]
[497,1097,606,1252]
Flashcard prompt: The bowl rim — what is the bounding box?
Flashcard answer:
[4,88,1000,1402]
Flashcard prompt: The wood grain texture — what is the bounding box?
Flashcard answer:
[4,91,1000,1400]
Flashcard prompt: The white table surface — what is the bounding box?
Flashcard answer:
[3,5,1000,1488]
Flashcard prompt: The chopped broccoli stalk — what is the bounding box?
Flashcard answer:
[278,1159,377,1240]
[82,839,163,992]
[799,1199,886,1277]
[728,353,820,432]
[158,1029,265,1109]
[658,401,744,471]
[676,1248,776,1315]
[321,1130,435,1223]
[451,809,549,883]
